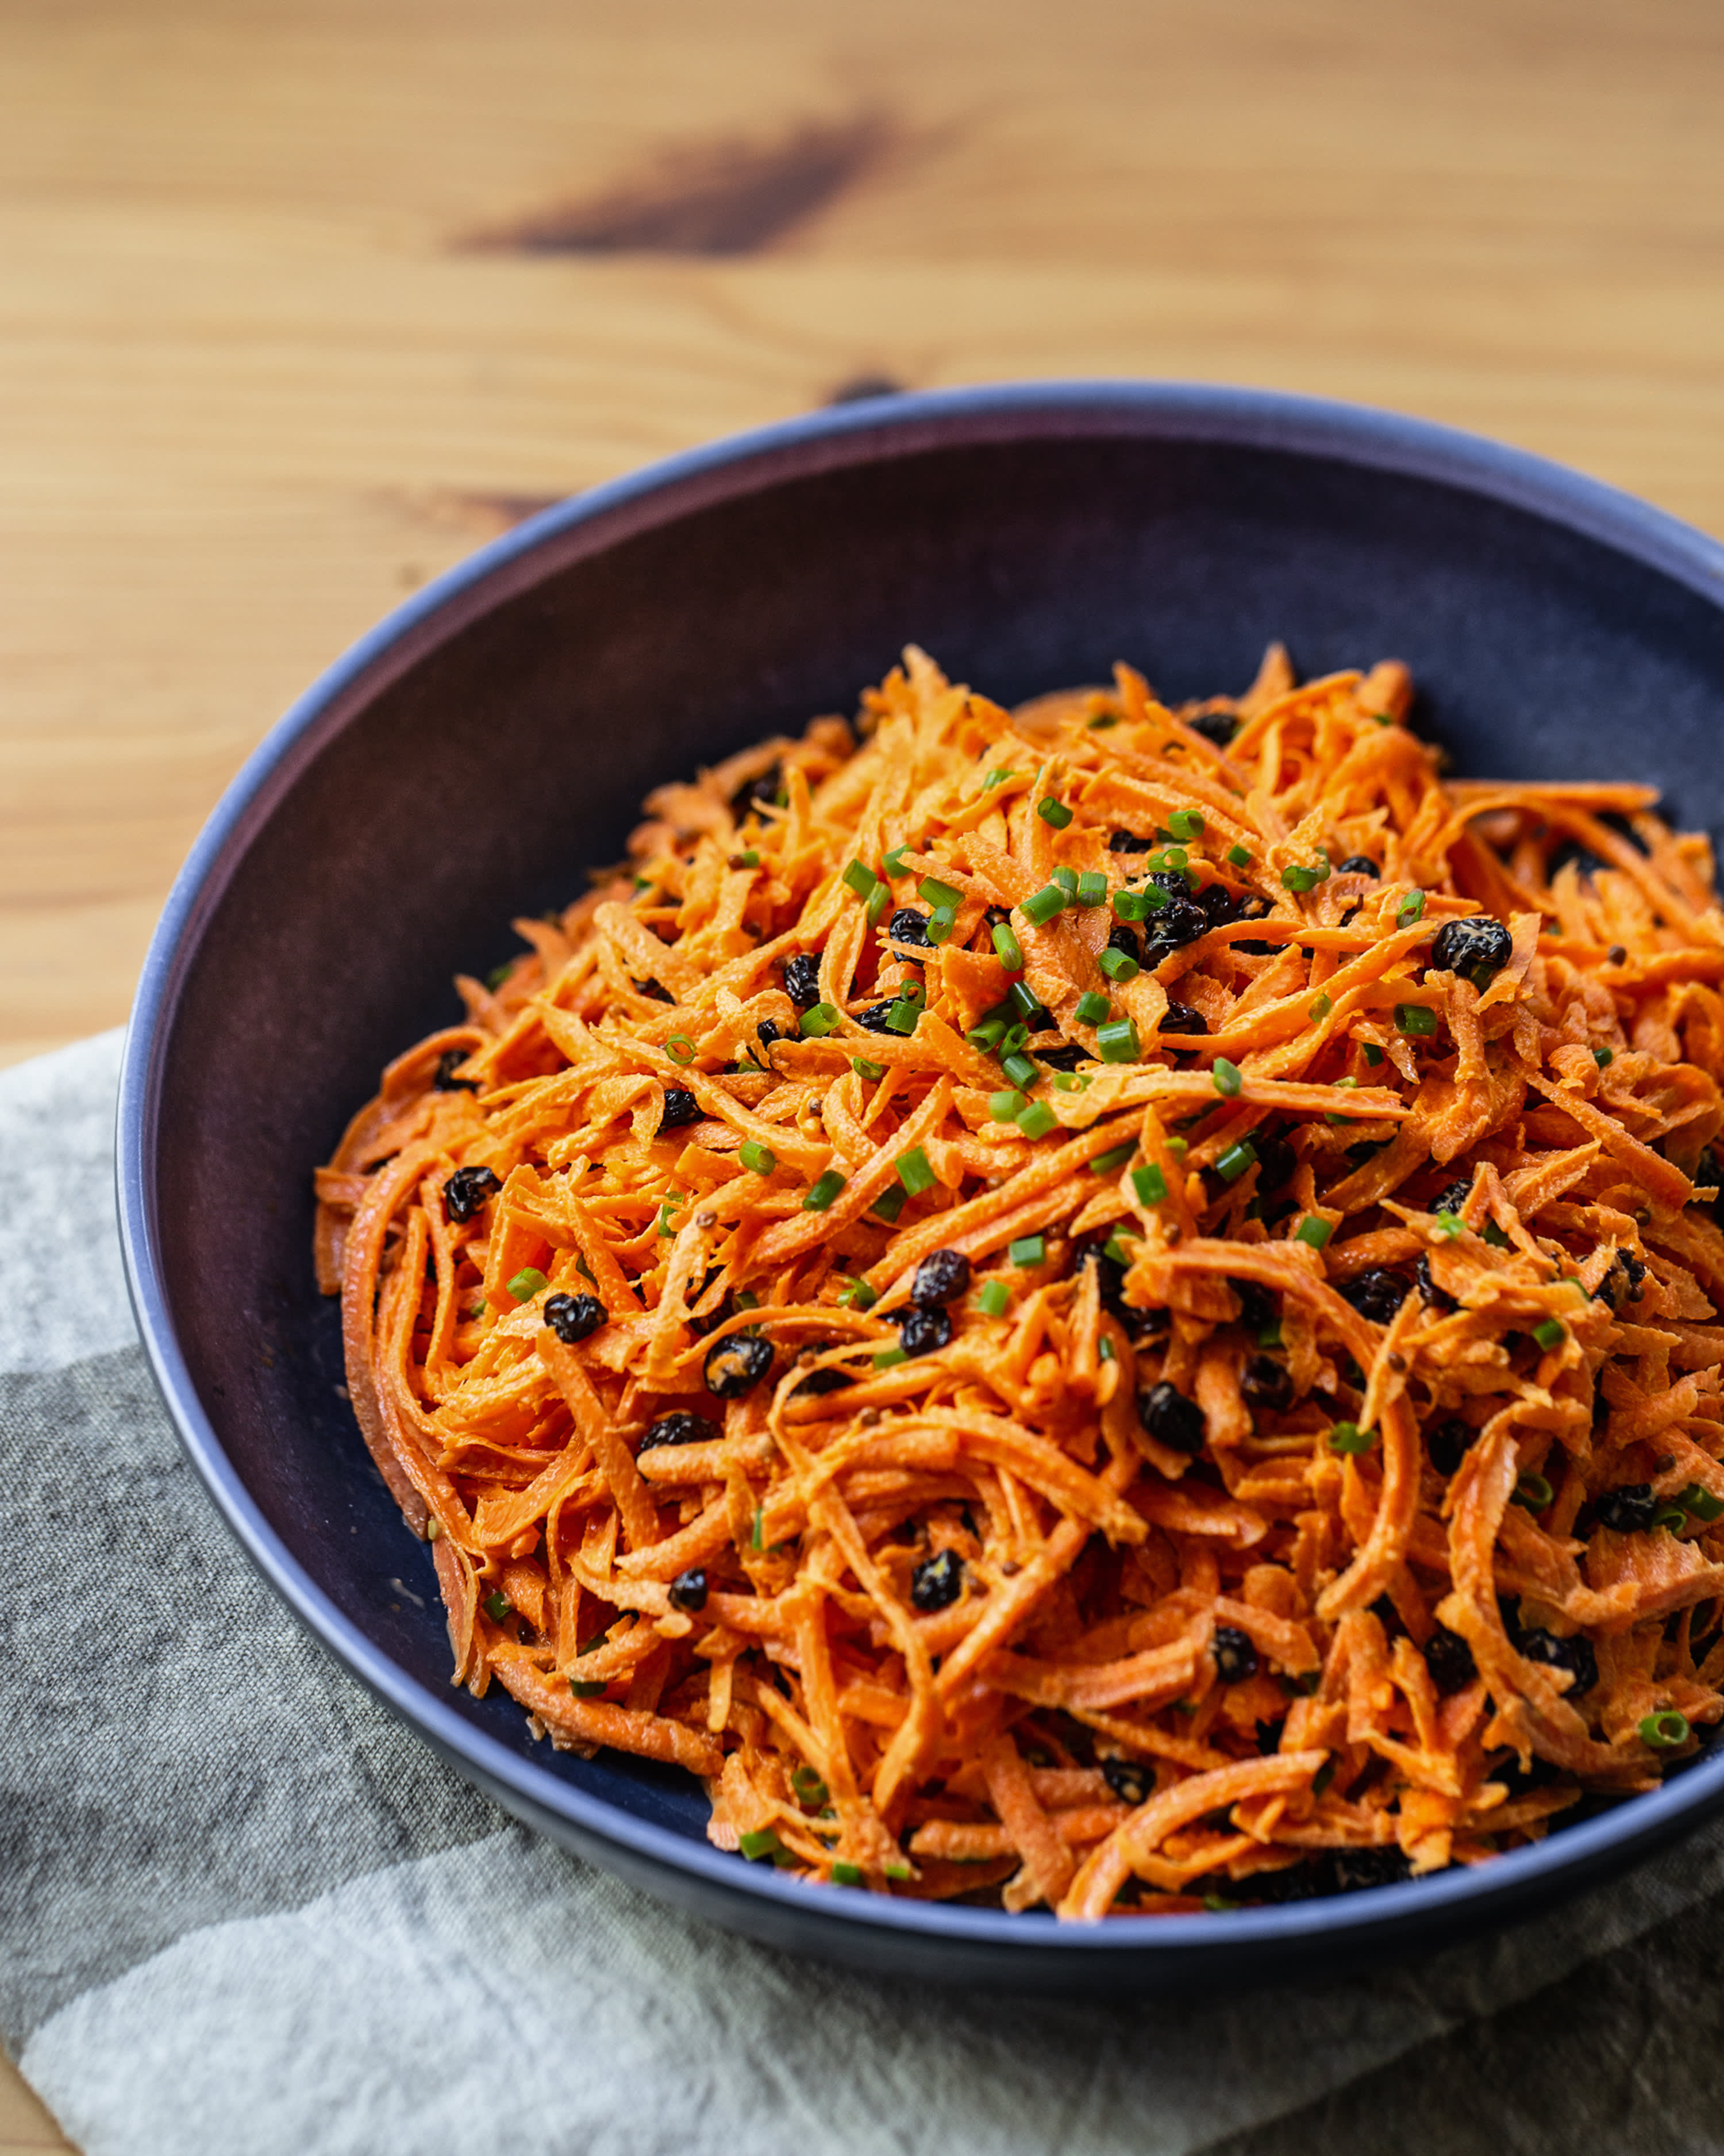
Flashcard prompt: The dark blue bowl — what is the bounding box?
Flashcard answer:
[118,382,1724,1989]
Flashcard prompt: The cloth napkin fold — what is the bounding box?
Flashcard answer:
[3,1030,1722,2156]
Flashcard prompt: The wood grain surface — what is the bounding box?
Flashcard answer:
[3,0,1722,2142]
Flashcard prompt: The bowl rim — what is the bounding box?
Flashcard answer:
[117,378,1724,1965]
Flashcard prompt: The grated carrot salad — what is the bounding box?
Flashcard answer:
[315,644,1724,1917]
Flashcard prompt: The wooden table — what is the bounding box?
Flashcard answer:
[3,0,1722,2142]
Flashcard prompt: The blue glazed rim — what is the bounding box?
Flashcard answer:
[117,379,1724,1970]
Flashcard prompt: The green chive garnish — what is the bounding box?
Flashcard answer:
[506,1266,548,1302]
[1112,886,1153,922]
[1096,1017,1140,1063]
[802,1169,846,1212]
[883,844,913,877]
[1594,1047,1614,1069]
[1361,1042,1384,1065]
[990,1089,1028,1122]
[1008,979,1045,1023]
[852,1056,887,1079]
[1395,1004,1437,1037]
[873,1346,907,1370]
[1216,1139,1257,1183]
[1010,1235,1046,1267]
[1280,862,1327,893]
[666,1035,696,1064]
[841,859,879,901]
[1309,993,1332,1021]
[1050,866,1079,900]
[799,1002,840,1037]
[738,1140,776,1175]
[1681,1482,1724,1523]
[1103,1229,1136,1267]
[1091,1141,1136,1175]
[837,1277,877,1309]
[1640,1710,1691,1751]
[1166,810,1203,841]
[1036,795,1073,828]
[483,1590,513,1621]
[1000,1051,1039,1089]
[1295,1216,1333,1249]
[884,1000,920,1036]
[1532,1317,1566,1351]
[981,766,1016,792]
[1434,1210,1464,1239]
[570,1678,606,1698]
[1213,1057,1243,1097]
[1483,1219,1510,1248]
[831,1861,865,1886]
[871,1185,907,1224]
[1098,947,1140,984]
[739,1828,788,1862]
[1327,1421,1376,1455]
[1016,1101,1058,1140]
[1396,890,1426,928]
[919,875,963,909]
[1512,1470,1554,1509]
[1076,870,1108,908]
[1226,843,1252,868]
[1021,884,1067,925]
[925,906,956,944]
[976,1280,1010,1318]
[1075,989,1111,1025]
[896,1145,936,1196]
[992,921,1025,971]
[751,1504,765,1550]
[1132,1163,1168,1205]
[866,881,891,927]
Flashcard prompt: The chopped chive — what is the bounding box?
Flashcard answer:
[791,1765,829,1806]
[569,1678,606,1698]
[1102,1229,1136,1267]
[837,1277,877,1309]
[739,1828,787,1862]
[1096,1017,1141,1063]
[1000,1051,1040,1089]
[1396,889,1427,928]
[866,881,891,927]
[1327,1421,1376,1455]
[968,1018,1008,1052]
[1213,1057,1243,1097]
[976,1280,1010,1318]
[1075,989,1111,1025]
[1132,1163,1168,1206]
[1656,1503,1688,1531]
[1311,1758,1338,1796]
[1051,866,1079,898]
[666,1034,696,1064]
[734,848,760,868]
[1010,1235,1046,1268]
[1395,1004,1437,1037]
[883,843,913,877]
[842,859,879,901]
[1008,979,1046,1022]
[1160,846,1188,870]
[1295,1216,1333,1249]
[1483,1219,1510,1248]
[1309,993,1333,1021]
[1257,1315,1283,1348]
[1681,1482,1724,1523]
[1226,843,1252,868]
[1280,862,1327,893]
[802,1169,846,1212]
[1052,1073,1088,1092]
[1434,1210,1464,1240]
[1167,809,1205,840]
[1594,1047,1614,1069]
[884,1000,920,1036]
[1092,1141,1136,1175]
[1112,887,1153,922]
[1532,1317,1567,1351]
[871,1184,907,1224]
[925,905,957,944]
[482,1590,513,1621]
[1099,1337,1115,1361]
[883,1861,912,1882]
[1640,1709,1691,1751]
[1076,869,1109,908]
[1216,1138,1258,1183]
[1017,1101,1059,1140]
[1036,795,1073,828]
[999,1021,1030,1056]
[738,1140,777,1175]
[751,1503,765,1550]
[1361,1042,1384,1066]
[990,1088,1029,1121]
[918,875,964,909]
[505,1267,549,1303]
[657,1194,685,1236]
[852,1056,887,1079]
[896,1145,936,1196]
[1098,947,1140,984]
[992,921,1025,971]
[873,1346,907,1370]
[830,1861,865,1886]
[981,766,1017,791]
[799,1002,840,1037]
[1021,884,1068,925]
[1087,712,1117,730]
[1512,1470,1554,1509]
[485,960,514,989]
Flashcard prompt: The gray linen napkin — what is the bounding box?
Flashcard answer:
[4,1031,1723,2156]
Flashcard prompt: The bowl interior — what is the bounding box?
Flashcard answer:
[135,392,1724,1961]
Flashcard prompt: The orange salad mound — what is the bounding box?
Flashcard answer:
[315,643,1724,1917]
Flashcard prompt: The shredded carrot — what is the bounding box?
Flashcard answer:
[316,644,1724,1916]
